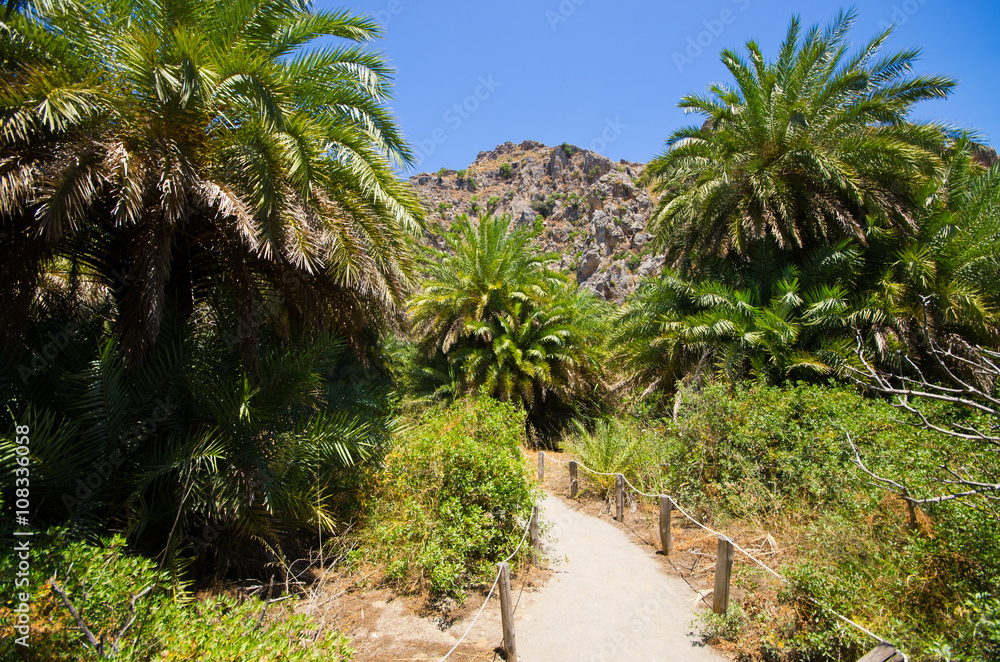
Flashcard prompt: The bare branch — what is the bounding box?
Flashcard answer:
[50,578,102,654]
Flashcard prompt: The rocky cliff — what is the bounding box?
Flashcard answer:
[409,140,663,302]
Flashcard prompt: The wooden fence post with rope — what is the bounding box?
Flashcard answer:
[713,536,734,614]
[659,495,673,555]
[498,561,517,661]
[615,474,624,521]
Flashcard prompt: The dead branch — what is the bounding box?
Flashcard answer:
[50,578,102,654]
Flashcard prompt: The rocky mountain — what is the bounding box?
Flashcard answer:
[408,140,663,302]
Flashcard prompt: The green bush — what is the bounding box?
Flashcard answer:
[357,397,537,597]
[0,532,352,661]
[533,215,544,235]
[563,419,663,491]
[499,163,512,178]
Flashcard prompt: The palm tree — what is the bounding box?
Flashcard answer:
[0,0,424,370]
[408,215,607,424]
[409,214,564,357]
[2,289,397,576]
[643,9,955,267]
[613,241,862,393]
[460,289,604,410]
[850,140,999,367]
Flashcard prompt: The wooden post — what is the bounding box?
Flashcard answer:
[857,644,904,662]
[537,451,544,483]
[713,536,735,614]
[659,495,673,555]
[529,505,540,566]
[569,460,578,498]
[498,562,517,661]
[615,474,624,522]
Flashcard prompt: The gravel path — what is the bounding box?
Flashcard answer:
[513,493,728,661]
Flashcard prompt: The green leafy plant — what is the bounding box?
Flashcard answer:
[0,532,352,661]
[357,398,537,597]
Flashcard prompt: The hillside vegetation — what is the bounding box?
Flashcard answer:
[1,4,998,661]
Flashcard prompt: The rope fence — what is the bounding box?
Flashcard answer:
[440,495,538,661]
[533,450,907,662]
[441,450,906,662]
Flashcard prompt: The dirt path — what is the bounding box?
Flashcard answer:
[512,492,728,661]
[339,489,729,661]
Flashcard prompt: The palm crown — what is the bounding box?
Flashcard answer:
[644,9,956,267]
[1,0,424,369]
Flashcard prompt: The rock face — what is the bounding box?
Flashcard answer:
[410,140,659,302]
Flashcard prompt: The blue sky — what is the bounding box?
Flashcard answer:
[327,0,1000,174]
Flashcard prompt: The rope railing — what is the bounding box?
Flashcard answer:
[531,450,908,662]
[439,495,536,661]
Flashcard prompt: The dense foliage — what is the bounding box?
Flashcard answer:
[0,0,424,369]
[355,397,537,597]
[0,532,353,661]
[0,291,397,577]
[619,12,997,395]
[406,215,609,430]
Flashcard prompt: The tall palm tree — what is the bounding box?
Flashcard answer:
[643,9,955,267]
[408,215,607,423]
[0,0,424,370]
[409,214,564,357]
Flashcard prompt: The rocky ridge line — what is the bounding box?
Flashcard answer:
[409,140,664,302]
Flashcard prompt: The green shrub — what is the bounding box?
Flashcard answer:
[563,418,663,491]
[626,254,642,271]
[499,163,512,178]
[533,215,544,235]
[357,397,537,597]
[530,193,564,219]
[0,532,352,661]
